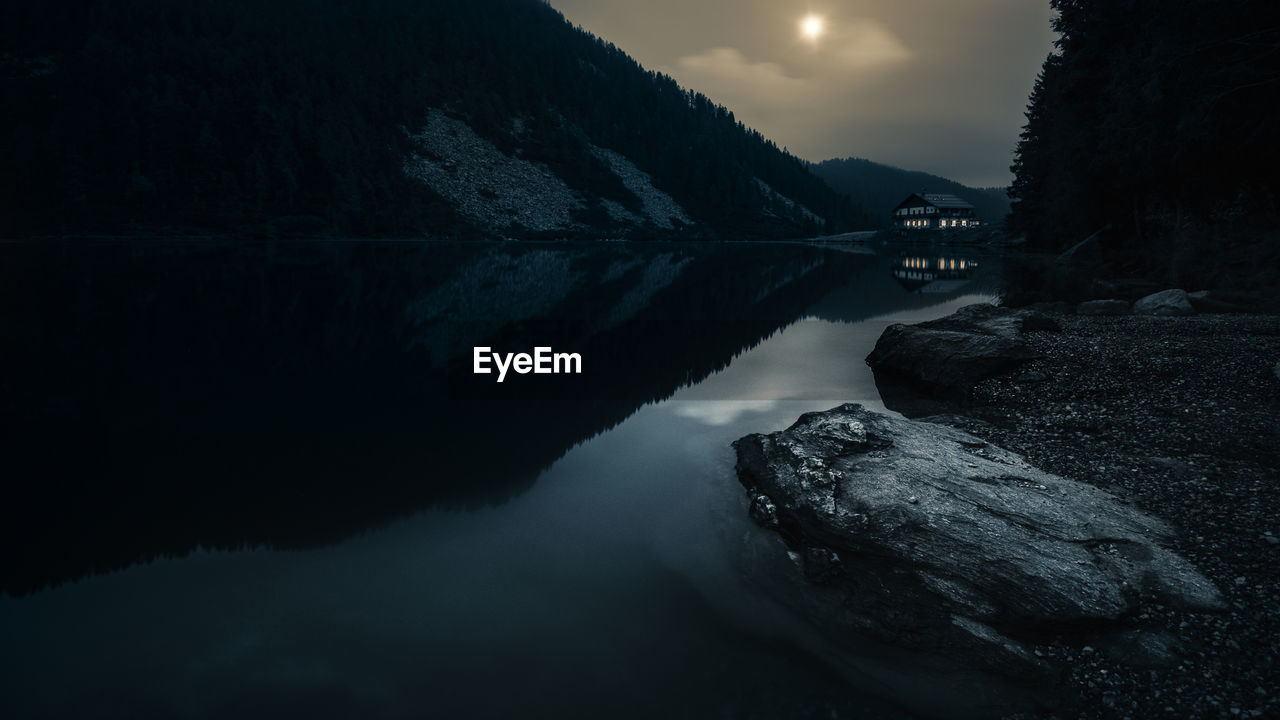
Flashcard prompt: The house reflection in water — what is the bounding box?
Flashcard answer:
[892,256,978,294]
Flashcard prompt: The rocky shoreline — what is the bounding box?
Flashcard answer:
[733,403,1222,679]
[734,302,1280,719]
[957,309,1280,719]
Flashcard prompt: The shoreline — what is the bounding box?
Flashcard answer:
[944,311,1280,718]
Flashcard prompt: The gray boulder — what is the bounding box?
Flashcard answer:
[1187,290,1254,314]
[1077,298,1130,316]
[1133,289,1196,316]
[865,304,1054,399]
[733,404,1221,673]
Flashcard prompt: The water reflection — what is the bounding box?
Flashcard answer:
[892,254,979,294]
[0,241,880,596]
[0,240,1008,719]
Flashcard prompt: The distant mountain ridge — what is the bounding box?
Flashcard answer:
[0,0,869,239]
[811,158,1010,228]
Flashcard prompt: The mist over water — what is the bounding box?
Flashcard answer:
[0,240,1004,719]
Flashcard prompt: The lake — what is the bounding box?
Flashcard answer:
[0,240,1013,718]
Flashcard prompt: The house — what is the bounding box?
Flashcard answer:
[893,193,978,230]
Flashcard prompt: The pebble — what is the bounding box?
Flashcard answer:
[958,313,1280,718]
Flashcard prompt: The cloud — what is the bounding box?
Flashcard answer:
[671,400,778,426]
[670,17,911,113]
[556,0,1056,183]
[674,47,811,105]
[826,18,913,70]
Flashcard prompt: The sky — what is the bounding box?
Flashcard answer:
[549,0,1057,188]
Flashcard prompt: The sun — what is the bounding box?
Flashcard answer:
[799,14,825,42]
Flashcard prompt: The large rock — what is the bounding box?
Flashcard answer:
[1133,289,1196,316]
[1077,298,1130,316]
[1187,290,1255,314]
[865,304,1053,400]
[732,404,1221,674]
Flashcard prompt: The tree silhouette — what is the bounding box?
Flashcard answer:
[0,0,869,239]
[1008,0,1280,285]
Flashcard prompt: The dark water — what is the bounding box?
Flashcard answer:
[0,241,1009,719]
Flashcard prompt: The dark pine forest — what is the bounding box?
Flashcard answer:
[1009,0,1280,288]
[0,0,867,239]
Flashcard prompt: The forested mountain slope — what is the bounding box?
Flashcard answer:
[1008,0,1280,287]
[0,0,868,239]
[812,157,1010,228]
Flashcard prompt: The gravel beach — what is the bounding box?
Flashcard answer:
[948,312,1280,719]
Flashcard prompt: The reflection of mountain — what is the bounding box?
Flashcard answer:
[0,241,877,596]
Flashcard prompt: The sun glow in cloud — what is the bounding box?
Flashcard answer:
[555,0,1058,186]
[799,14,825,43]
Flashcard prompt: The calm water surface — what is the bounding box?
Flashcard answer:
[0,241,1005,719]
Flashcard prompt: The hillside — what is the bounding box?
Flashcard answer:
[0,0,868,239]
[811,157,1010,228]
[1008,0,1280,289]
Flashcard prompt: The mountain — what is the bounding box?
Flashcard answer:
[0,0,869,240]
[811,157,1011,229]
